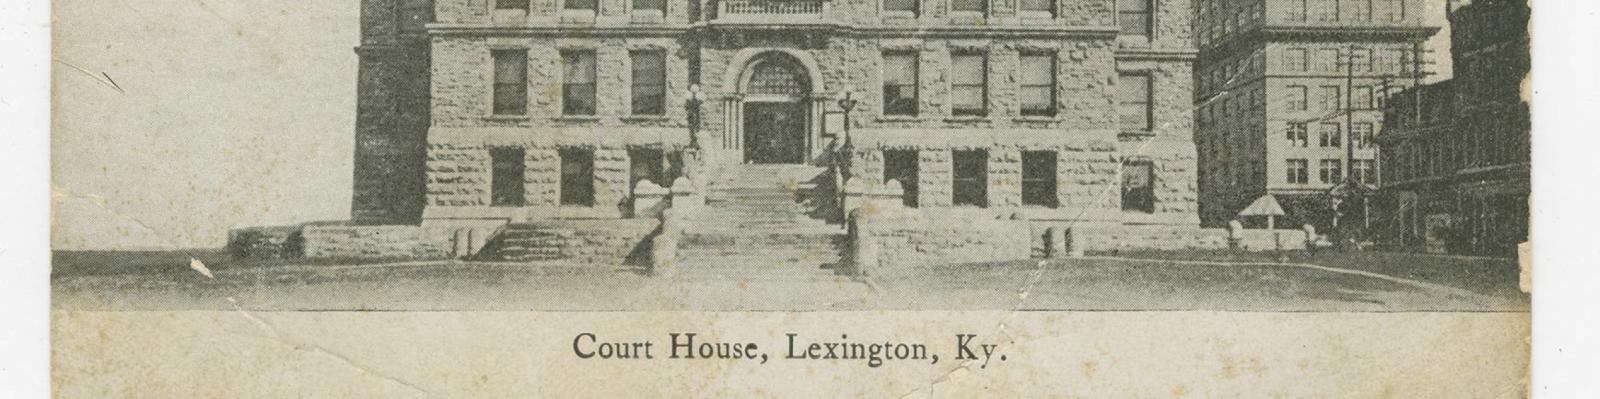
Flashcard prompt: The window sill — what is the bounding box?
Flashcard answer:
[484,114,531,122]
[876,115,920,122]
[1013,115,1058,122]
[1119,130,1156,138]
[944,115,991,123]
[620,115,672,122]
[555,115,602,122]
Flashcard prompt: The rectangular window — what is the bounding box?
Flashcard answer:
[559,148,595,206]
[1118,73,1153,131]
[1351,48,1372,72]
[1318,159,1343,184]
[951,53,987,116]
[1286,85,1308,111]
[1353,85,1373,109]
[884,0,918,14]
[1316,0,1339,21]
[952,0,985,13]
[633,0,664,11]
[1284,48,1309,72]
[1320,85,1341,111]
[496,0,529,10]
[1387,49,1410,73]
[1020,0,1053,14]
[1352,122,1374,149]
[1019,54,1056,117]
[562,50,597,116]
[1352,0,1372,21]
[627,149,665,190]
[490,148,526,207]
[1286,159,1309,184]
[1286,122,1309,147]
[1120,161,1155,213]
[1316,48,1340,72]
[1117,0,1152,36]
[952,150,988,207]
[1385,0,1404,21]
[882,52,919,116]
[1021,151,1058,207]
[1319,122,1342,147]
[1351,159,1374,184]
[492,50,528,115]
[564,0,596,10]
[630,51,666,116]
[1290,0,1308,21]
[884,150,919,207]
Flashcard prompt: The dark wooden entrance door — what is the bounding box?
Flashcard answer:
[743,102,806,164]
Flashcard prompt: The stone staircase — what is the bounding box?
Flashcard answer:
[675,164,848,280]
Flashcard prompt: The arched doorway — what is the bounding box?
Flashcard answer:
[738,53,812,164]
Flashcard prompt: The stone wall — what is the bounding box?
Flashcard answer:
[226,225,304,260]
[302,225,452,260]
[860,211,1034,275]
[1060,224,1308,253]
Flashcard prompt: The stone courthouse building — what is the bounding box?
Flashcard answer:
[1191,0,1437,230]
[301,0,1271,270]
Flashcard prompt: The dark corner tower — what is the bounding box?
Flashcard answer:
[351,0,433,225]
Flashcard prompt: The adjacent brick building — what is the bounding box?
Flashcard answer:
[1375,0,1528,255]
[1192,0,1437,230]
[353,0,1201,234]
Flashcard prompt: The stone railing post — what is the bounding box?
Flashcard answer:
[1065,227,1085,258]
[1227,219,1245,250]
[846,207,877,277]
[650,208,682,277]
[670,176,703,215]
[632,179,669,219]
[1047,226,1067,259]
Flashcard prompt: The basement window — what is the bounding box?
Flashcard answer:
[1121,160,1155,213]
[1021,151,1058,208]
[560,148,595,206]
[952,150,988,207]
[883,150,919,207]
[490,147,526,207]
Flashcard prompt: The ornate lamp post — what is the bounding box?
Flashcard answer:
[833,89,858,180]
[687,84,703,150]
[835,88,857,149]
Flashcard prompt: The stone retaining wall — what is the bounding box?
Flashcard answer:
[1060,224,1308,253]
[860,211,1034,275]
[302,225,451,260]
[226,225,304,260]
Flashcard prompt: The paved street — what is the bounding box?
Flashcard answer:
[52,249,1527,312]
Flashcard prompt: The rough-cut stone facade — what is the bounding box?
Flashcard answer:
[339,0,1207,263]
[347,0,1204,228]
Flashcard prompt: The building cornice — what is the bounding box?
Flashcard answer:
[425,23,1121,40]
[1257,25,1442,41]
[1115,48,1198,61]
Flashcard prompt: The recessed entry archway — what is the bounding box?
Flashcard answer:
[717,49,829,165]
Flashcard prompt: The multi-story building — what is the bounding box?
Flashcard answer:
[1376,0,1528,255]
[352,0,1200,229]
[1192,0,1437,230]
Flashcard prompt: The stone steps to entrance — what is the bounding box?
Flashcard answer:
[674,164,846,281]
